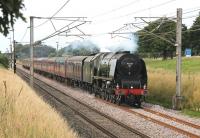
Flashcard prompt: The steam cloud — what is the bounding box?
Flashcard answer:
[106,33,139,53]
[64,33,138,55]
[91,33,139,53]
[65,40,99,51]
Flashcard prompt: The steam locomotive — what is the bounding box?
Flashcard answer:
[21,51,147,107]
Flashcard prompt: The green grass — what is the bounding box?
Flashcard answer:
[182,109,200,117]
[145,56,200,73]
[146,97,172,108]
[144,57,200,117]
[0,63,5,68]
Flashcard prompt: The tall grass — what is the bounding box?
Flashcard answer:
[147,68,200,111]
[0,68,78,138]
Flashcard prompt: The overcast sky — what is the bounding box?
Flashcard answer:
[1,0,200,53]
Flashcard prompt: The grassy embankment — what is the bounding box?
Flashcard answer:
[0,68,78,138]
[145,57,200,117]
[0,64,4,68]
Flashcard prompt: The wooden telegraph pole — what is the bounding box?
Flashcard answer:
[175,8,182,109]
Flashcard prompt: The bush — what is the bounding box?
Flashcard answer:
[0,54,9,68]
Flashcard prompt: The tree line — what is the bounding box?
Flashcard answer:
[15,40,100,58]
[137,14,200,59]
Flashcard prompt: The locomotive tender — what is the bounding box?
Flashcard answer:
[22,51,147,107]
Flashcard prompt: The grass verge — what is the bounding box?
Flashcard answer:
[146,67,200,116]
[0,68,78,138]
[0,63,4,68]
[182,109,200,118]
[145,56,200,73]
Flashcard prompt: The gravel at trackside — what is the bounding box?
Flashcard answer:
[143,103,200,126]
[62,89,188,138]
[20,66,198,138]
[130,108,200,137]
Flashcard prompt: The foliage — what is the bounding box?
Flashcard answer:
[0,53,9,68]
[48,52,57,57]
[15,44,56,58]
[0,0,26,36]
[137,18,175,59]
[137,18,189,59]
[188,15,200,55]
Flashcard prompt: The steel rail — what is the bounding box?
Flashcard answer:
[97,99,200,138]
[16,67,149,138]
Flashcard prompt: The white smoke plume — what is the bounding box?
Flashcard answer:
[91,33,139,53]
[63,33,138,54]
[107,33,138,53]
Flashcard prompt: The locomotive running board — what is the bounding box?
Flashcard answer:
[93,76,113,81]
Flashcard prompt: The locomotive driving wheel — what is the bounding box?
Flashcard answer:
[105,93,109,101]
[102,90,106,100]
[110,94,116,103]
[116,94,122,105]
[100,90,105,99]
[134,96,141,108]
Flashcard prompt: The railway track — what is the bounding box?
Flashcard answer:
[16,67,149,138]
[143,107,200,130]
[97,99,200,138]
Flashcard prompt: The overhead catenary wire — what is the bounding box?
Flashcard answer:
[96,7,200,37]
[91,12,200,41]
[183,8,200,15]
[28,0,200,46]
[91,0,140,19]
[36,19,80,42]
[137,28,200,45]
[92,4,200,29]
[34,0,71,28]
[92,0,176,24]
[182,14,199,19]
[20,27,29,42]
[161,7,200,19]
[37,19,89,42]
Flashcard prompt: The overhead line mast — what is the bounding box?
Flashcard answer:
[175,8,182,110]
[29,16,90,87]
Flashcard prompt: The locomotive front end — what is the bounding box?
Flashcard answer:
[114,53,148,106]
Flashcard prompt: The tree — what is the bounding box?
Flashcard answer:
[15,44,56,58]
[137,18,176,59]
[48,52,57,57]
[137,18,188,59]
[0,53,9,68]
[189,14,200,55]
[0,0,26,36]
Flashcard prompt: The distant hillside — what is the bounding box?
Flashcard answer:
[16,40,100,58]
[57,40,100,56]
[15,44,56,59]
